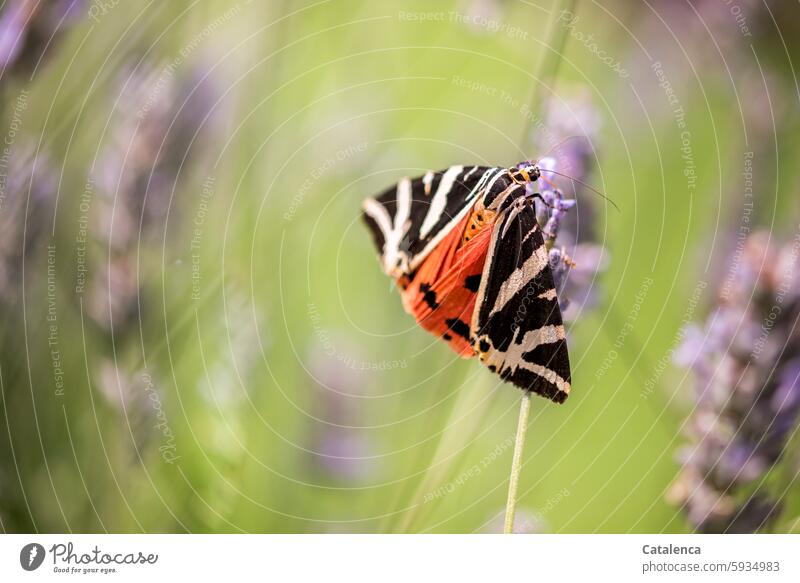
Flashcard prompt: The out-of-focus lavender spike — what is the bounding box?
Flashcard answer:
[0,0,85,81]
[519,93,609,321]
[306,341,374,483]
[556,243,608,322]
[532,92,602,244]
[669,231,800,533]
[87,60,219,332]
[0,144,56,303]
[519,151,607,321]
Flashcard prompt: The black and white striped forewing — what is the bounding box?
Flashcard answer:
[471,201,571,403]
[362,165,508,276]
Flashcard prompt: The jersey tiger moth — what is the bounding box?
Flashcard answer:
[362,162,571,403]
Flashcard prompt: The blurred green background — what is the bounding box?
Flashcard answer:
[1,0,799,533]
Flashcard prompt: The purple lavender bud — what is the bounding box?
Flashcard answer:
[0,145,56,303]
[0,0,84,80]
[87,60,220,331]
[520,95,608,323]
[771,359,800,415]
[670,232,800,533]
[531,94,602,243]
[523,154,608,322]
[306,344,375,483]
[547,248,570,313]
[0,1,28,69]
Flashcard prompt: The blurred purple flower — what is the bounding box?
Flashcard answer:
[552,243,608,322]
[520,93,609,321]
[531,92,602,244]
[0,144,56,303]
[520,151,608,321]
[0,0,84,80]
[306,343,375,483]
[669,232,800,533]
[87,60,219,331]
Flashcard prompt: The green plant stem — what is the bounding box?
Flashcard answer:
[517,0,578,154]
[504,392,532,534]
[502,0,577,533]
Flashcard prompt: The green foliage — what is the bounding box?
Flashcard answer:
[1,0,798,533]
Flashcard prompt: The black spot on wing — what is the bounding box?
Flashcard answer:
[444,318,471,341]
[464,274,481,292]
[419,282,439,310]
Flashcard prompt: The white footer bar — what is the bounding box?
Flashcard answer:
[1,534,797,582]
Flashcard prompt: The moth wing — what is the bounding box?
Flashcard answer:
[400,211,495,357]
[362,166,506,276]
[471,203,571,403]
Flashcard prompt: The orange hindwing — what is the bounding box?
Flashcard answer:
[399,204,496,357]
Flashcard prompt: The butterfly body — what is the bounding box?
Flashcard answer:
[363,163,571,403]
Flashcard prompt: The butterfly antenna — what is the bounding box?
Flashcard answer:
[545,169,620,212]
[534,135,585,162]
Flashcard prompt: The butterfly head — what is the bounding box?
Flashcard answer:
[508,163,541,185]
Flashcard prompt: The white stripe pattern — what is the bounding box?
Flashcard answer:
[362,198,392,242]
[408,167,503,272]
[523,363,570,393]
[538,289,558,301]
[381,177,412,273]
[363,177,413,275]
[422,171,434,195]
[394,177,412,233]
[477,326,570,394]
[488,242,549,316]
[419,165,463,238]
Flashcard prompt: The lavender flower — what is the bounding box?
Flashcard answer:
[532,92,602,243]
[0,0,84,81]
[87,60,218,331]
[522,93,609,320]
[520,153,608,321]
[669,232,800,533]
[0,144,55,303]
[306,343,374,483]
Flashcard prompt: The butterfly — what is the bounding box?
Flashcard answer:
[362,162,571,403]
